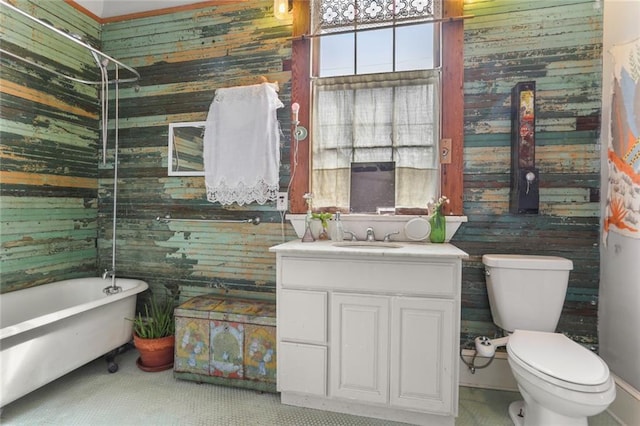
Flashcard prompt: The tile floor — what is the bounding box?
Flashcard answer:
[0,348,620,426]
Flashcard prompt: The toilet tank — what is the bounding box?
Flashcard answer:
[482,254,573,333]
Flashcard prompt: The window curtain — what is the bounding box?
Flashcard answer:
[312,70,440,210]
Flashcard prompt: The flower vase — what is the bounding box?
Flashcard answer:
[317,225,329,240]
[302,223,315,242]
[302,211,315,242]
[429,209,446,243]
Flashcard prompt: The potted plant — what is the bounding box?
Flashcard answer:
[312,212,333,240]
[130,295,175,372]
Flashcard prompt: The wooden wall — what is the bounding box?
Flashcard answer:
[0,0,101,292]
[1,0,604,349]
[97,1,295,300]
[457,0,603,347]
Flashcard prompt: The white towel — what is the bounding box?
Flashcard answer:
[203,82,283,205]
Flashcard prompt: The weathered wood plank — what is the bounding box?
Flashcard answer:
[0,1,100,292]
[461,0,602,346]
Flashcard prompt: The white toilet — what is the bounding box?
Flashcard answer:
[482,254,616,426]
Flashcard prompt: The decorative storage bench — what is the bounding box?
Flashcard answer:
[174,295,277,392]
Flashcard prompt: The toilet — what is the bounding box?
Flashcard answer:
[482,254,616,426]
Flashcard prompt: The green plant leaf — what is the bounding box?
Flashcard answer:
[128,293,175,339]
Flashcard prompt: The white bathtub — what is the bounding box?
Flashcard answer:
[0,277,149,408]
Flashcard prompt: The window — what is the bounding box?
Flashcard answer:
[312,71,440,211]
[314,0,439,76]
[310,0,441,212]
[288,0,464,215]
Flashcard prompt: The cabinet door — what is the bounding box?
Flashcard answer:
[330,293,389,404]
[390,297,455,414]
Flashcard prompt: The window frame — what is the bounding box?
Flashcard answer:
[288,0,463,215]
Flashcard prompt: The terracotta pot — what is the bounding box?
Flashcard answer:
[133,333,174,372]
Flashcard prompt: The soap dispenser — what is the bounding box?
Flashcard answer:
[333,212,344,242]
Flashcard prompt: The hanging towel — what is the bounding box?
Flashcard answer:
[203,82,283,205]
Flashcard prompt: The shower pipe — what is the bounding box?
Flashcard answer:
[0,0,140,85]
[1,0,140,292]
[156,215,261,225]
[106,65,120,293]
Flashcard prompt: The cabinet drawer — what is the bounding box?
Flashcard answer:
[281,257,457,297]
[278,289,327,344]
[278,342,327,396]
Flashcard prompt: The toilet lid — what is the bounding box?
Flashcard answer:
[507,330,609,386]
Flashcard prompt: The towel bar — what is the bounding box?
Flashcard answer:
[155,215,260,225]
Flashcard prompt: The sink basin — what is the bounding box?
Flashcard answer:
[332,242,402,249]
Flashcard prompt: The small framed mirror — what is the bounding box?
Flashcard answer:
[168,121,206,176]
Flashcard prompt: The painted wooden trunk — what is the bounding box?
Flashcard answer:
[174,294,277,392]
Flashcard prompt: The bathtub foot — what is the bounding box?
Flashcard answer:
[107,360,119,373]
[105,342,134,373]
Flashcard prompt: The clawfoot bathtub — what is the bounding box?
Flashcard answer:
[0,277,148,408]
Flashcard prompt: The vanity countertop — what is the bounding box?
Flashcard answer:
[269,239,468,260]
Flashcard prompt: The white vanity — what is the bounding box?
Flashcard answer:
[269,240,468,426]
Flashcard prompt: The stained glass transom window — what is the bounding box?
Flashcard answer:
[312,0,440,33]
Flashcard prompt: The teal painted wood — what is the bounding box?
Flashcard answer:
[0,1,101,292]
[460,0,603,346]
[96,1,293,299]
[0,194,98,290]
[1,1,102,81]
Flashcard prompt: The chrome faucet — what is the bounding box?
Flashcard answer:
[102,269,122,294]
[365,227,376,242]
[343,230,358,241]
[384,231,400,242]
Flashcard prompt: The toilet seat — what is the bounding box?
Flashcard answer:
[507,330,612,393]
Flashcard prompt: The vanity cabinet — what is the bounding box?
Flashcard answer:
[270,241,468,426]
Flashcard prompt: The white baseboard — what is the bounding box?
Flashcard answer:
[608,374,640,426]
[458,349,640,425]
[459,349,518,391]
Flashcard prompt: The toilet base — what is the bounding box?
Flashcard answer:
[508,401,525,426]
[508,398,589,426]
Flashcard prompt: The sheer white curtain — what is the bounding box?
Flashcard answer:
[312,70,440,210]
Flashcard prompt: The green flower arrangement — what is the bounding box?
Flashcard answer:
[312,212,333,240]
